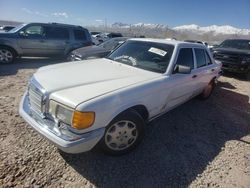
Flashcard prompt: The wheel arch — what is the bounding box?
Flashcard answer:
[109,104,149,124]
[0,44,18,57]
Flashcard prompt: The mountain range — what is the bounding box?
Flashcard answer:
[111,22,250,36]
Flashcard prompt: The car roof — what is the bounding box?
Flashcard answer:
[128,38,206,48]
[225,38,250,41]
[26,22,86,29]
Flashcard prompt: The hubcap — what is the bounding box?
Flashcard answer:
[0,49,13,63]
[105,120,138,151]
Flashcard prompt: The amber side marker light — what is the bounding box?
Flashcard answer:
[72,111,95,129]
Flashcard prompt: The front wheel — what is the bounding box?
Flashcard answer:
[98,110,145,155]
[0,47,16,64]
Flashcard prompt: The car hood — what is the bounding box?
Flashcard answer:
[34,58,160,108]
[72,45,108,58]
[0,32,14,38]
[213,47,250,55]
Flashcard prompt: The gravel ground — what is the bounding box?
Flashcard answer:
[0,58,250,188]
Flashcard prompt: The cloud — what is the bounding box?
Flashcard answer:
[52,12,69,19]
[22,8,48,17]
[34,11,48,17]
[21,8,33,14]
[95,19,103,22]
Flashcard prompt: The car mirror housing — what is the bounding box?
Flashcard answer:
[175,65,191,74]
[19,31,26,37]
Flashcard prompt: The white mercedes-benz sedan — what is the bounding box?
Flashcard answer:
[20,38,222,155]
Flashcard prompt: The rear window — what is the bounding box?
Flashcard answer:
[45,27,69,40]
[195,48,206,68]
[74,29,87,40]
[205,51,213,65]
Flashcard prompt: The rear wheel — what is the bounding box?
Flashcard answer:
[99,110,145,155]
[199,79,216,99]
[0,47,16,64]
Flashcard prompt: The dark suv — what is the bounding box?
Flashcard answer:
[0,22,92,63]
[212,39,250,80]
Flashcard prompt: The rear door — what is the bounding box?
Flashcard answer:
[43,26,69,55]
[72,29,92,49]
[17,24,48,55]
[192,48,215,95]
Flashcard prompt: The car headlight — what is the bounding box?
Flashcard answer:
[56,105,73,125]
[49,100,95,129]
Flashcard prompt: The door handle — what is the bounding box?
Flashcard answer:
[39,40,45,43]
[65,41,70,44]
[211,69,215,72]
[192,75,197,78]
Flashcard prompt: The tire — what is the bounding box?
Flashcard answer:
[98,109,145,155]
[199,79,216,100]
[0,46,16,64]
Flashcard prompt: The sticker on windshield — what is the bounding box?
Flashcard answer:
[148,47,167,56]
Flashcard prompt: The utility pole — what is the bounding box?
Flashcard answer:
[105,18,107,32]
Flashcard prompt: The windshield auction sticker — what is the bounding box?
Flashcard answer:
[148,47,167,56]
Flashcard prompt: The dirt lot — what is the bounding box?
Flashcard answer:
[0,58,250,188]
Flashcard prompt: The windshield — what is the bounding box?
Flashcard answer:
[107,40,174,73]
[8,24,26,33]
[219,39,250,50]
[98,38,127,50]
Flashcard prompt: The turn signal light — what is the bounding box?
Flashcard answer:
[72,111,95,129]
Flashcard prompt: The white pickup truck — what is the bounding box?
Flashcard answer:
[19,38,222,155]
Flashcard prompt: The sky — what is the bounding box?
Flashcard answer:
[0,0,250,29]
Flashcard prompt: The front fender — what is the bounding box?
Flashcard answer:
[0,39,21,54]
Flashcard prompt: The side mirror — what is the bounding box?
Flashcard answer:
[19,31,26,37]
[174,65,191,74]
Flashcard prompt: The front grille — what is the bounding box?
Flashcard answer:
[28,83,44,115]
[214,53,241,64]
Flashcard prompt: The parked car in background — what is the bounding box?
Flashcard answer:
[90,31,101,36]
[184,40,208,47]
[212,39,250,80]
[90,31,102,45]
[0,22,92,63]
[0,25,16,32]
[107,32,123,38]
[20,39,221,155]
[93,32,124,43]
[68,37,129,61]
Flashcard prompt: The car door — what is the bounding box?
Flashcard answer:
[192,48,215,95]
[43,26,69,55]
[165,48,198,109]
[17,24,48,55]
[72,29,92,49]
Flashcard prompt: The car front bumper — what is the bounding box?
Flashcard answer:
[221,62,249,74]
[19,92,105,154]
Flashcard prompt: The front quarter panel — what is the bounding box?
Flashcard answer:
[75,76,171,133]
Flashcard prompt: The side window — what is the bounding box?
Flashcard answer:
[45,27,69,40]
[23,25,44,37]
[205,51,213,65]
[175,48,194,69]
[103,40,119,50]
[74,29,87,40]
[195,48,206,68]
